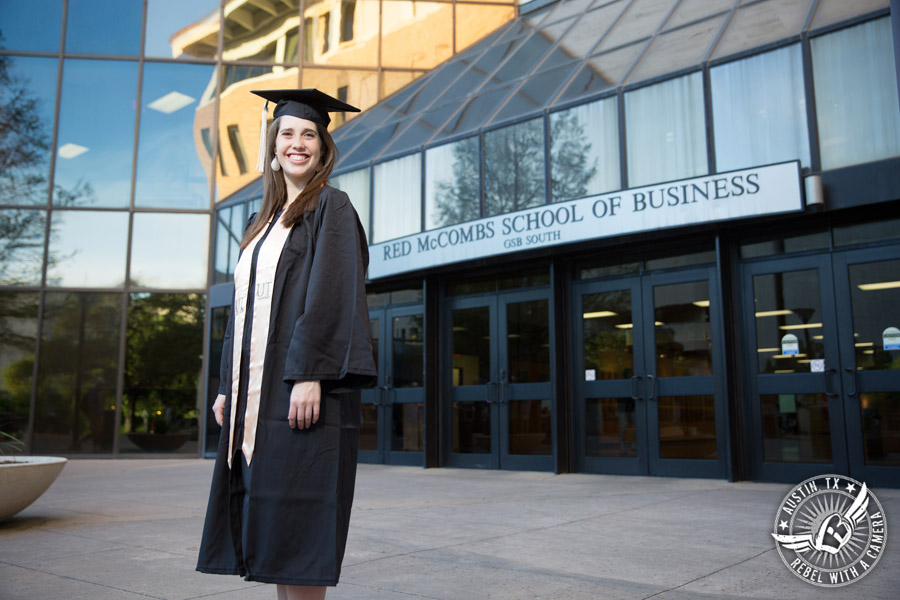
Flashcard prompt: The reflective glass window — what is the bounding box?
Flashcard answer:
[303,0,378,67]
[0,0,63,52]
[490,62,580,125]
[663,0,733,30]
[627,14,725,84]
[761,393,831,463]
[382,70,427,99]
[121,293,205,454]
[300,68,380,128]
[34,292,122,455]
[0,291,39,449]
[223,0,300,63]
[146,0,221,60]
[206,305,230,452]
[373,153,421,243]
[455,3,516,53]
[740,231,830,259]
[712,0,813,60]
[135,63,216,209]
[554,41,646,103]
[392,314,424,388]
[834,217,900,247]
[0,210,46,286]
[550,96,619,202]
[625,72,707,187]
[753,270,825,374]
[130,213,210,289]
[711,44,810,171]
[425,137,480,229]
[809,0,889,31]
[0,56,58,206]
[331,167,371,241]
[64,0,142,56]
[381,2,453,69]
[54,59,139,208]
[216,65,296,201]
[46,210,129,288]
[596,0,677,52]
[556,1,628,59]
[490,30,557,84]
[484,117,546,216]
[542,0,596,25]
[811,18,900,170]
[214,205,243,285]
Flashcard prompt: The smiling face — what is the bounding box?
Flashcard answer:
[274,115,322,189]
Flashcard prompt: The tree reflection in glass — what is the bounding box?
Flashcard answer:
[0,292,39,451]
[121,293,205,454]
[484,118,546,216]
[34,292,121,455]
[427,137,480,228]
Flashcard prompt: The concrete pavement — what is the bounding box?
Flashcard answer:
[1,460,897,599]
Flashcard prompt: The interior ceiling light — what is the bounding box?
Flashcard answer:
[755,309,794,317]
[858,281,900,291]
[615,323,633,329]
[779,323,822,330]
[148,91,196,114]
[757,347,780,353]
[58,143,88,159]
[693,300,710,307]
[583,311,617,319]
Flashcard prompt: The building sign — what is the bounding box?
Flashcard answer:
[368,161,803,279]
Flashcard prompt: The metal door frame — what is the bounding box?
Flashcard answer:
[833,244,900,488]
[740,254,848,482]
[443,288,556,470]
[573,267,728,478]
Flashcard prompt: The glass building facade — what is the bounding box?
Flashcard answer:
[0,0,516,456]
[3,0,900,486]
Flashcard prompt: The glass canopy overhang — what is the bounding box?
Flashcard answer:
[331,0,891,172]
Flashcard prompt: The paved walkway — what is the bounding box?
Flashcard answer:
[1,460,897,599]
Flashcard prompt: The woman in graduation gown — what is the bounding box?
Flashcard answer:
[197,89,376,600]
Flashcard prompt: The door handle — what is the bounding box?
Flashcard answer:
[499,369,508,404]
[844,367,857,397]
[384,375,393,404]
[824,368,839,398]
[485,381,497,404]
[630,375,642,401]
[646,374,656,401]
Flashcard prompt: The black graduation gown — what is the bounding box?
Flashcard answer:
[197,186,376,586]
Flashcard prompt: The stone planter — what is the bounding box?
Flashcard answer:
[0,456,67,522]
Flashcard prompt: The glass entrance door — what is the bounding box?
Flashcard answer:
[446,290,554,470]
[743,245,900,486]
[574,267,726,477]
[836,247,900,487]
[360,305,425,465]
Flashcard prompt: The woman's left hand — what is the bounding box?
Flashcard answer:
[289,380,321,429]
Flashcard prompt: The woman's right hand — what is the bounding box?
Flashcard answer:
[212,393,226,426]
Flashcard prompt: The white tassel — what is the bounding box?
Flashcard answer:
[255,100,269,173]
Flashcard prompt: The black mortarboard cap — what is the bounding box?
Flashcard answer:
[251,88,360,172]
[251,88,360,127]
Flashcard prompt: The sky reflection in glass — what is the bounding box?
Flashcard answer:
[135,62,216,209]
[65,0,142,56]
[145,0,220,59]
[54,59,138,208]
[130,213,210,289]
[0,0,63,53]
[46,210,129,287]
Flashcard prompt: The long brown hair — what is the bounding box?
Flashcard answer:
[240,117,338,249]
